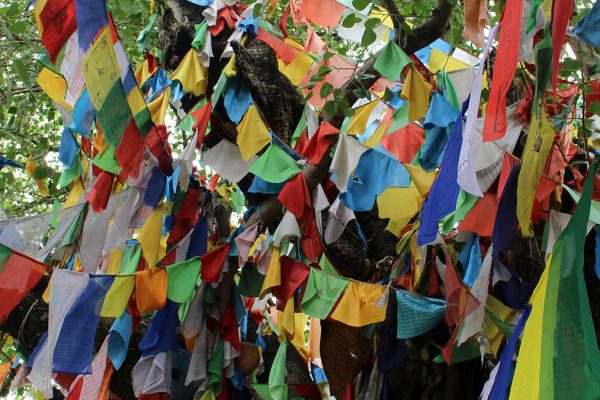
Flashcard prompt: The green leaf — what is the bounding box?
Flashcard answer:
[33,165,48,180]
[322,52,335,61]
[320,82,334,99]
[342,13,361,28]
[5,2,21,17]
[338,98,354,118]
[352,0,371,11]
[400,19,415,37]
[588,101,600,116]
[361,28,377,47]
[322,100,338,117]
[364,17,380,29]
[304,91,314,104]
[316,65,332,77]
[352,87,371,100]
[8,21,28,35]
[357,72,376,79]
[561,57,582,74]
[12,60,31,89]
[253,2,263,19]
[309,74,324,84]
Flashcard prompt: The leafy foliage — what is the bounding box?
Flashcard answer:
[0,0,154,217]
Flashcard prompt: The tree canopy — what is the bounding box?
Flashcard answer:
[0,0,600,398]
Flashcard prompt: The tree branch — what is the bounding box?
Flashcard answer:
[381,0,404,45]
[402,0,455,54]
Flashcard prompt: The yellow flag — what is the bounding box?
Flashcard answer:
[279,298,296,340]
[509,256,551,399]
[363,118,388,148]
[101,275,135,318]
[25,160,50,197]
[63,179,84,208]
[148,86,171,125]
[427,49,470,73]
[171,48,208,96]
[291,313,309,360]
[377,186,422,219]
[36,68,72,110]
[127,86,148,116]
[260,247,281,298]
[386,216,412,237]
[403,163,437,196]
[248,233,269,259]
[346,101,379,135]
[33,0,48,36]
[106,248,123,275]
[330,281,388,327]
[134,59,154,86]
[284,37,305,51]
[42,279,51,303]
[215,184,231,202]
[223,55,237,78]
[138,202,166,268]
[517,108,555,236]
[369,5,394,28]
[81,27,121,109]
[198,389,216,400]
[236,105,271,160]
[401,65,433,121]
[484,295,516,355]
[410,233,426,288]
[279,52,315,86]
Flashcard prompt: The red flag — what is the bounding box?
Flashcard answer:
[293,130,309,153]
[208,7,239,36]
[191,100,212,149]
[86,170,115,212]
[299,0,345,27]
[144,125,173,175]
[219,303,241,352]
[64,376,83,399]
[208,174,220,192]
[115,119,145,180]
[39,0,78,63]
[551,0,575,92]
[167,188,201,245]
[200,243,231,283]
[496,153,520,199]
[444,258,479,327]
[381,122,425,163]
[0,250,47,323]
[301,213,324,262]
[277,173,311,222]
[256,29,300,64]
[271,256,310,302]
[442,259,479,363]
[459,193,499,237]
[482,0,524,142]
[300,122,339,164]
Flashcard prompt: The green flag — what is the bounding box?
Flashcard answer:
[510,160,600,399]
[436,70,460,110]
[238,263,265,297]
[166,258,200,303]
[533,27,552,114]
[248,144,301,183]
[301,268,349,319]
[373,40,412,82]
[268,340,288,400]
